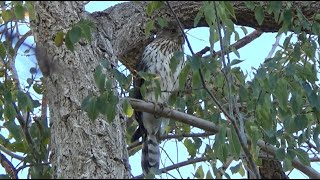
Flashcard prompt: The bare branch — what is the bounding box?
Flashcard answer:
[266,34,282,59]
[128,98,220,133]
[203,30,263,59]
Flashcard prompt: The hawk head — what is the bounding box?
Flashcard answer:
[155,21,185,45]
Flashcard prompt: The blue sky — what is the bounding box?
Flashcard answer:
[0,1,318,179]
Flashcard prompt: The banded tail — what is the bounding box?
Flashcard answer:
[141,134,160,175]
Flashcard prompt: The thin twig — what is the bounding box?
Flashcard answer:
[16,162,51,174]
[0,144,25,161]
[266,34,282,59]
[160,146,183,179]
[134,156,210,179]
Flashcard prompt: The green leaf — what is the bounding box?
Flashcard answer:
[3,89,13,103]
[230,59,244,66]
[179,62,190,90]
[29,67,37,74]
[244,1,255,10]
[65,31,74,52]
[231,46,240,58]
[4,120,22,142]
[184,138,196,158]
[111,69,127,88]
[192,70,201,89]
[79,24,92,42]
[192,137,202,150]
[4,103,16,121]
[195,166,204,178]
[239,85,248,102]
[294,148,310,166]
[2,10,13,22]
[94,65,106,91]
[170,52,183,73]
[307,91,320,109]
[81,94,93,111]
[283,157,293,171]
[33,84,44,94]
[239,163,245,177]
[25,2,36,20]
[106,94,118,122]
[269,1,282,16]
[214,124,226,147]
[293,115,308,132]
[156,17,168,29]
[228,126,241,159]
[123,99,133,117]
[292,43,301,61]
[274,79,288,110]
[203,2,215,25]
[283,9,292,26]
[32,100,41,108]
[96,92,109,116]
[87,96,99,121]
[17,91,33,112]
[256,104,272,130]
[313,125,320,150]
[275,148,286,160]
[54,31,64,47]
[230,162,241,174]
[223,1,236,19]
[146,1,163,16]
[145,20,154,37]
[254,6,264,25]
[14,3,25,20]
[0,42,6,60]
[240,26,248,35]
[194,7,203,27]
[68,26,82,44]
[217,143,228,162]
[188,56,201,71]
[290,93,302,114]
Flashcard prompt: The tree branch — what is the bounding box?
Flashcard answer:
[128,98,220,133]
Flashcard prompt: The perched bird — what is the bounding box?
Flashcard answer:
[131,24,185,176]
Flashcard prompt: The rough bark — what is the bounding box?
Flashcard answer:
[30,2,129,178]
[28,1,320,178]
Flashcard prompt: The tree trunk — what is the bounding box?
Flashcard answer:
[30,2,129,178]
